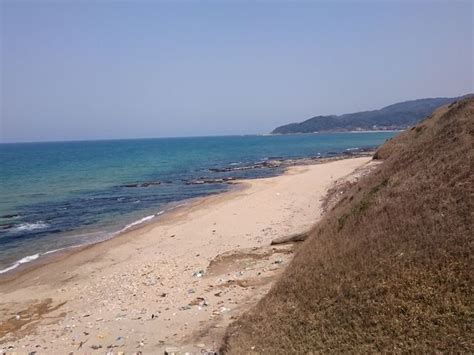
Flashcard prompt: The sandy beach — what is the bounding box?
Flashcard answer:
[0,156,374,354]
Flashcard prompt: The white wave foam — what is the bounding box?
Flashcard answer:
[0,245,89,275]
[0,263,20,274]
[0,253,39,274]
[18,254,39,263]
[172,203,187,209]
[42,248,64,256]
[0,211,167,276]
[42,244,83,256]
[119,213,162,233]
[12,221,49,232]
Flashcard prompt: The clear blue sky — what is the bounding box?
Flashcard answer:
[1,1,472,142]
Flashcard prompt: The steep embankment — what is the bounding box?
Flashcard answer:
[223,98,473,352]
[271,95,469,134]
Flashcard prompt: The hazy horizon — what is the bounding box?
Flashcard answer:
[1,1,473,143]
[0,95,469,144]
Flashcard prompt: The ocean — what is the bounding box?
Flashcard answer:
[0,132,396,273]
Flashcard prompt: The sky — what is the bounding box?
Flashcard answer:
[1,1,472,143]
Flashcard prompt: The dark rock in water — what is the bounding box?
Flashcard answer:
[0,224,14,230]
[209,164,262,173]
[186,177,236,185]
[122,183,140,188]
[343,147,375,156]
[186,180,205,185]
[140,181,161,187]
[0,214,19,219]
[121,181,161,188]
[203,178,224,183]
[261,160,283,168]
[209,167,227,173]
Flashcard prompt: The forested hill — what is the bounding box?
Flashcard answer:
[271,95,470,134]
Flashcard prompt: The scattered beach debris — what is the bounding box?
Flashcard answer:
[143,275,159,286]
[164,346,181,355]
[77,338,88,349]
[192,270,205,278]
[219,306,230,313]
[189,297,208,307]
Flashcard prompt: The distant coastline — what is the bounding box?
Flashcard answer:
[271,95,471,135]
[267,129,404,136]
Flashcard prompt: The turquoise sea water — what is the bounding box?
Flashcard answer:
[0,132,396,273]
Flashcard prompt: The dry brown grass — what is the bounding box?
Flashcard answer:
[222,98,474,353]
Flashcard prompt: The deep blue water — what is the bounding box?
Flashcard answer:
[0,132,396,272]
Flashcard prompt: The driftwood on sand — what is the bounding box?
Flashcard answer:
[270,231,309,245]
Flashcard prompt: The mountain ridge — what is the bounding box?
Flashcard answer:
[271,95,472,134]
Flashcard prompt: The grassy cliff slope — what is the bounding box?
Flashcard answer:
[223,98,473,352]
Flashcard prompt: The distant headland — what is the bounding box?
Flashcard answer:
[271,94,472,134]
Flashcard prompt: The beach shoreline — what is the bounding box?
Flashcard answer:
[0,153,371,280]
[0,156,377,353]
[0,182,248,284]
